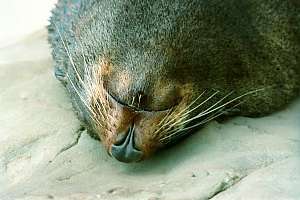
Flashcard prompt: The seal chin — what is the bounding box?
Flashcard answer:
[110,125,143,163]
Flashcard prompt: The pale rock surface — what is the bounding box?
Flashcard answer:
[0,28,299,200]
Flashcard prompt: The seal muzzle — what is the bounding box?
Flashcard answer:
[111,125,143,163]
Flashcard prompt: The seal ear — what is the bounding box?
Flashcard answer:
[54,66,68,85]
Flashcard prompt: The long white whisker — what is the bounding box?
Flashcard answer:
[160,90,219,132]
[73,39,108,122]
[177,91,233,126]
[157,90,213,132]
[54,23,85,88]
[179,90,217,118]
[153,108,174,136]
[54,25,109,129]
[161,100,244,142]
[66,74,104,127]
[160,88,267,142]
[161,111,224,142]
[192,88,265,121]
[180,100,244,133]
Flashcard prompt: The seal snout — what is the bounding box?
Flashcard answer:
[111,125,143,163]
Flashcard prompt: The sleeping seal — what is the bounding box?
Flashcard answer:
[48,0,300,162]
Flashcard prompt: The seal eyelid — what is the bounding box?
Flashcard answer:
[105,90,143,111]
[106,90,175,112]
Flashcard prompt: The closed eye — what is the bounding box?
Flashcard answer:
[106,90,175,112]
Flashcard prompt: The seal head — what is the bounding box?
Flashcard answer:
[48,0,300,162]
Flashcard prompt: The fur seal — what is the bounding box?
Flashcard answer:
[48,0,300,162]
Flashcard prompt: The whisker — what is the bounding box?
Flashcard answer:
[54,24,110,130]
[90,68,106,102]
[93,100,107,120]
[160,88,266,142]
[76,40,95,95]
[177,91,233,126]
[54,23,85,88]
[153,108,175,136]
[66,74,104,127]
[161,100,244,142]
[157,90,209,132]
[158,90,217,133]
[179,90,216,119]
[158,111,187,136]
[184,100,244,132]
[192,88,265,121]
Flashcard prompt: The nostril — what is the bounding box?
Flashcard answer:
[111,125,143,163]
[113,125,137,147]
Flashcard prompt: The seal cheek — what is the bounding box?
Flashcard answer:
[132,111,169,158]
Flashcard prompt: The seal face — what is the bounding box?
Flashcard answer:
[48,0,300,162]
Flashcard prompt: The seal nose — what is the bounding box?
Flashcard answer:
[111,125,143,163]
